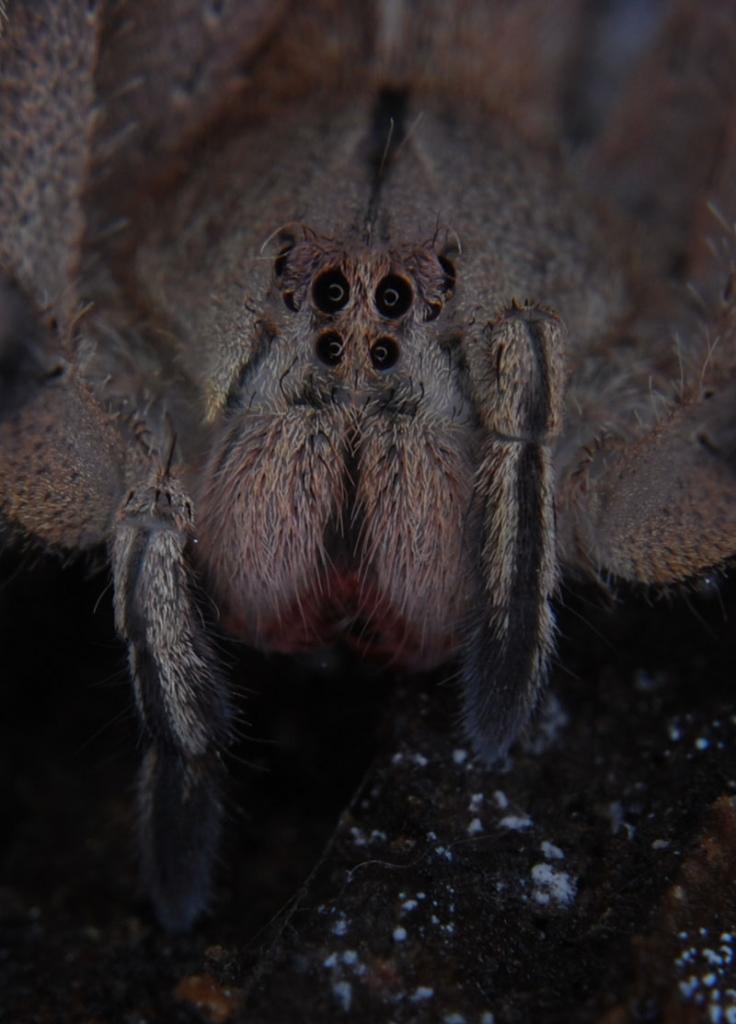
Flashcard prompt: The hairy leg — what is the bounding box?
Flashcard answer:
[559,319,736,588]
[0,278,230,929]
[113,460,232,931]
[461,303,565,761]
[561,92,736,589]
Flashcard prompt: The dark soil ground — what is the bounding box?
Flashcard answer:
[1,551,735,1023]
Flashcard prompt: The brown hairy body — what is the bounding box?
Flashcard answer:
[1,1,735,930]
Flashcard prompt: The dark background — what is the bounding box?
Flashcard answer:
[1,547,735,1022]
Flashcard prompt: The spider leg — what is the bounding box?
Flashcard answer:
[560,133,736,590]
[112,452,232,933]
[0,284,229,930]
[0,287,124,548]
[461,303,565,762]
[560,365,736,588]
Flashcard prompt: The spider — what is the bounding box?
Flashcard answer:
[1,1,735,932]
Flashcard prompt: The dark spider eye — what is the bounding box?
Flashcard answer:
[315,330,344,366]
[313,270,350,313]
[370,336,400,370]
[375,275,412,318]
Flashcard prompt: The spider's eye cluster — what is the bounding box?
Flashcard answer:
[313,270,350,313]
[375,274,412,318]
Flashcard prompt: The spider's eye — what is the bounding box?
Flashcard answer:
[375,275,412,318]
[315,330,344,366]
[313,270,350,313]
[370,336,400,370]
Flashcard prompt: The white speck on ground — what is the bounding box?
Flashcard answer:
[493,790,509,810]
[332,917,349,936]
[703,949,725,966]
[522,693,569,754]
[695,737,710,751]
[608,801,636,838]
[342,950,358,965]
[679,975,699,998]
[499,814,533,831]
[332,980,352,1012]
[323,953,338,968]
[468,818,484,836]
[349,826,387,847]
[674,928,736,1020]
[651,839,670,850]
[443,1014,466,1024]
[393,926,407,942]
[469,793,484,812]
[401,899,418,912]
[608,801,624,833]
[452,749,468,764]
[530,863,577,907]
[410,987,434,1002]
[540,840,564,860]
[349,826,366,846]
[413,752,429,766]
[435,846,454,861]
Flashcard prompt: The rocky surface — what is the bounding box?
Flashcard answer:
[1,553,735,1023]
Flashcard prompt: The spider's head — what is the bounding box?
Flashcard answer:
[195,224,477,666]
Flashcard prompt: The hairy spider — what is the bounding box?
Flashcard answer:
[2,1,735,931]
